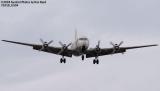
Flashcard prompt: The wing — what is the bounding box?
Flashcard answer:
[2,40,73,57]
[86,44,158,58]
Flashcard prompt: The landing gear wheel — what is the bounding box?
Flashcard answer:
[93,59,99,64]
[63,58,66,63]
[60,58,63,63]
[82,55,84,60]
[93,59,96,64]
[96,59,99,64]
[60,58,66,63]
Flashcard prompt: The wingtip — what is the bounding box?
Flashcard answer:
[2,40,10,42]
[2,40,8,42]
[152,44,158,46]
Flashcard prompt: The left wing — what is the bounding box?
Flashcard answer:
[2,40,73,57]
[86,44,158,58]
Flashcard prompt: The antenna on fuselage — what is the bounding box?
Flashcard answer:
[75,28,78,41]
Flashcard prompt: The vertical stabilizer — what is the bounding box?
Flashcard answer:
[75,28,78,41]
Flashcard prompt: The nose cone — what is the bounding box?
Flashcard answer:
[81,41,89,52]
[77,40,88,47]
[77,37,89,49]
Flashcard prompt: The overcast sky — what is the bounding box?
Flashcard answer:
[0,0,160,91]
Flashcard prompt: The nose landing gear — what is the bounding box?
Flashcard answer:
[82,55,84,60]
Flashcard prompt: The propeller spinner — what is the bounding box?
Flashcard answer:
[110,41,123,53]
[39,39,53,51]
[58,41,72,54]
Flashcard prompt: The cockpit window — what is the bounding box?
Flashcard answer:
[79,38,88,40]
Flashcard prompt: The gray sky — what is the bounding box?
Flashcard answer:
[0,0,160,91]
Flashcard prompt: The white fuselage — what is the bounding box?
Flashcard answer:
[71,37,89,56]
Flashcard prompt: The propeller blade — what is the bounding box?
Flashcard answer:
[59,41,64,46]
[118,41,123,46]
[110,42,115,46]
[67,43,72,47]
[98,40,100,47]
[58,42,71,54]
[48,40,53,45]
[40,39,44,44]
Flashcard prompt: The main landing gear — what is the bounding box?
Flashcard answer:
[93,57,99,64]
[59,55,99,64]
[82,55,84,60]
[60,56,66,63]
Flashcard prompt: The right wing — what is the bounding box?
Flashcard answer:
[2,40,73,57]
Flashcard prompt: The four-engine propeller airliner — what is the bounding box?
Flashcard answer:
[2,31,158,64]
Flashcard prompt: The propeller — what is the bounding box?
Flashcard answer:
[58,41,72,54]
[110,41,123,53]
[39,39,53,51]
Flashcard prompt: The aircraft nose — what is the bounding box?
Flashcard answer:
[83,40,88,44]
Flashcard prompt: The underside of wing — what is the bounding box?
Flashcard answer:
[2,40,73,57]
[85,48,126,58]
[85,44,158,58]
[32,45,73,57]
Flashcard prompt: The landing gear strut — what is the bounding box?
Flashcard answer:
[82,55,84,60]
[60,56,66,63]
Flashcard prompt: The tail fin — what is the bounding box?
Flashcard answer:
[75,28,78,41]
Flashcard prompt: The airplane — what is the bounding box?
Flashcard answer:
[2,31,158,64]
